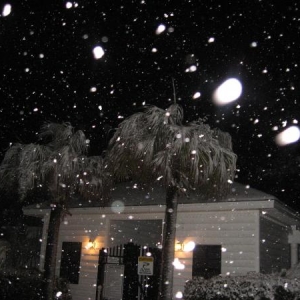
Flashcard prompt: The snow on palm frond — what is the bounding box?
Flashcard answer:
[0,143,22,165]
[145,106,165,129]
[39,122,71,140]
[39,122,81,150]
[0,143,22,190]
[213,128,233,150]
[1,122,110,205]
[108,104,237,299]
[108,104,237,199]
[69,130,88,155]
[77,156,111,202]
[164,104,183,125]
[17,144,50,199]
[0,122,111,300]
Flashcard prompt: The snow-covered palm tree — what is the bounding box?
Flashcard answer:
[0,122,111,300]
[108,104,237,300]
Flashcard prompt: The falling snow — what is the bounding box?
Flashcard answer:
[1,4,11,17]
[93,46,105,59]
[1,1,300,298]
[213,78,243,105]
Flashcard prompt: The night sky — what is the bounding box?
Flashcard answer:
[1,1,300,210]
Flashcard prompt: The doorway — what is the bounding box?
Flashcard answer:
[96,243,161,300]
[96,219,163,300]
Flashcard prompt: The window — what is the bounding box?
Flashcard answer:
[60,242,82,284]
[192,245,221,279]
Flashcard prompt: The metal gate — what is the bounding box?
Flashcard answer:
[95,242,161,300]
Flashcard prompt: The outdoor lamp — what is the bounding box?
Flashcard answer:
[175,240,196,252]
[175,241,183,252]
[85,239,95,250]
[183,241,195,252]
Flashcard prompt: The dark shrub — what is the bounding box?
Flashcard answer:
[274,285,294,300]
[0,270,45,300]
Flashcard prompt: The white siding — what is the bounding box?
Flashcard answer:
[24,189,300,300]
[173,209,259,297]
[109,219,163,247]
[56,209,108,300]
[260,216,291,273]
[47,206,259,300]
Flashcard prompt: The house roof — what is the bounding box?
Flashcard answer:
[108,181,276,206]
[23,182,300,226]
[25,181,275,209]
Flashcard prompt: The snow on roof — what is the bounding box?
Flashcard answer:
[23,181,276,210]
[108,181,276,207]
[23,182,300,226]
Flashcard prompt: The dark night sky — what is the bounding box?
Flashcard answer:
[1,1,300,210]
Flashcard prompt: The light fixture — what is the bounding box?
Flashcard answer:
[175,241,183,252]
[183,241,195,252]
[85,239,96,250]
[175,240,196,252]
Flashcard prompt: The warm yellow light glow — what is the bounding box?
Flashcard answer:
[183,241,196,252]
[85,239,95,250]
[175,240,196,252]
[175,241,183,252]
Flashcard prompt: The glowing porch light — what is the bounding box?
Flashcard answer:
[85,239,95,250]
[183,241,195,252]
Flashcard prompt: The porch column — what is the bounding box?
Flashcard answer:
[291,243,298,267]
[289,225,300,267]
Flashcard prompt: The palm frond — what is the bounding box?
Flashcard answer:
[108,103,237,200]
[213,128,233,150]
[76,155,112,204]
[69,130,88,155]
[0,143,23,190]
[39,122,74,149]
[1,122,110,205]
[164,104,183,125]
[18,144,51,199]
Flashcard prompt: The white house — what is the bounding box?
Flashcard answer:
[24,182,300,300]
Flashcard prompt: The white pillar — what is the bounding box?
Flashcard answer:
[39,212,50,272]
[291,243,298,267]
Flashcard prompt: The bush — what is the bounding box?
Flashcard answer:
[0,270,45,300]
[184,272,300,300]
[0,270,73,300]
[55,277,72,300]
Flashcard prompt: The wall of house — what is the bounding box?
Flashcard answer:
[53,205,260,300]
[55,208,108,300]
[109,219,163,247]
[173,209,260,297]
[260,216,291,273]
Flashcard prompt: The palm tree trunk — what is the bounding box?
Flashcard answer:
[44,203,62,300]
[158,185,179,300]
